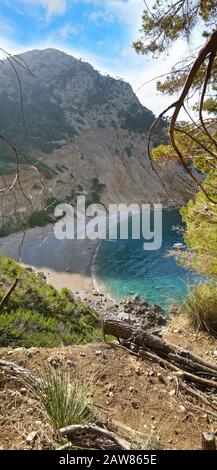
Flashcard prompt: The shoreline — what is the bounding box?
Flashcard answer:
[0,224,116,307]
[0,224,98,297]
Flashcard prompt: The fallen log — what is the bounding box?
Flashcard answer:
[103,316,217,387]
[59,424,131,450]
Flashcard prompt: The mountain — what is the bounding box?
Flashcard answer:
[0,48,192,220]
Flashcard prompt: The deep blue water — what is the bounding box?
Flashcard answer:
[94,210,200,310]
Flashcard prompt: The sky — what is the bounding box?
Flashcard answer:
[0,0,202,116]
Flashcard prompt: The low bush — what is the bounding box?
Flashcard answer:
[180,282,217,333]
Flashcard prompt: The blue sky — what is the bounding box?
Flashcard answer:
[0,1,200,114]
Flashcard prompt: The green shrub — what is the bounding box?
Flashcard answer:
[27,210,54,228]
[125,145,133,158]
[0,256,100,347]
[180,283,217,332]
[0,221,18,238]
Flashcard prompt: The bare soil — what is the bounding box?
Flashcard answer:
[0,317,217,451]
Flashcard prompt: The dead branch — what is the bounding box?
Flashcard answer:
[0,278,19,310]
[59,424,131,450]
[0,359,40,383]
[57,443,73,451]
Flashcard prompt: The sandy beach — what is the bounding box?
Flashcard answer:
[0,224,99,297]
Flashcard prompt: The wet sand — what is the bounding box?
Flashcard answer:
[0,224,99,295]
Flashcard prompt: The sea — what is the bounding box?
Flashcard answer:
[94,209,201,310]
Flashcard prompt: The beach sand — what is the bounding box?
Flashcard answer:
[0,224,99,296]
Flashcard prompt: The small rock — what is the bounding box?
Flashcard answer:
[26,408,34,414]
[35,421,42,427]
[135,367,141,376]
[20,387,28,396]
[108,384,114,391]
[80,352,87,357]
[26,431,38,444]
[7,347,24,355]
[106,400,112,406]
[93,290,99,296]
[131,400,140,409]
[157,373,166,385]
[169,389,176,397]
[179,405,187,413]
[213,350,217,357]
[47,357,61,368]
[95,350,103,356]
[27,347,39,357]
[129,386,134,393]
[148,377,155,384]
[67,360,75,367]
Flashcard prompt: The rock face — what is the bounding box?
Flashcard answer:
[0,48,194,218]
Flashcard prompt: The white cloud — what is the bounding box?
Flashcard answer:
[22,0,67,19]
[79,0,144,30]
[59,24,79,39]
[89,10,113,22]
[107,0,144,28]
[89,11,104,22]
[0,17,15,34]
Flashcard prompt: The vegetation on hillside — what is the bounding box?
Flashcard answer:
[0,256,101,347]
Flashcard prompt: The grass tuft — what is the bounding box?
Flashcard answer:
[29,367,95,429]
[180,282,217,333]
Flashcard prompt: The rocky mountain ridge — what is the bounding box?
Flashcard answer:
[0,48,193,221]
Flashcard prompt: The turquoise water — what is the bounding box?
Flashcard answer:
[94,210,201,309]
